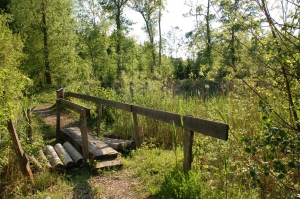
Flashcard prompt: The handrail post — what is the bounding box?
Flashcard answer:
[80,109,89,161]
[183,129,194,173]
[56,99,61,138]
[7,119,35,185]
[132,112,141,148]
[97,104,103,136]
[56,88,64,99]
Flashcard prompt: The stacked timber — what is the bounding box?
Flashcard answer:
[63,141,83,167]
[45,145,64,170]
[37,149,52,170]
[54,143,75,168]
[59,127,119,160]
[101,137,134,150]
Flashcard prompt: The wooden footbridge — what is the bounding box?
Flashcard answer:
[7,87,229,182]
[54,88,229,172]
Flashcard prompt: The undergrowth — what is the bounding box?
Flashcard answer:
[1,77,299,198]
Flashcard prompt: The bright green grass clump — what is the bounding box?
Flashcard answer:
[122,144,260,199]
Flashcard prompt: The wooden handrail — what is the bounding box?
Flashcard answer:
[60,99,90,118]
[66,92,131,112]
[65,91,228,141]
[57,88,229,173]
[131,105,228,140]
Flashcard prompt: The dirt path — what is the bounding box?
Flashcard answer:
[33,104,142,199]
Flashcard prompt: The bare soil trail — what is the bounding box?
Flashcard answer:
[33,104,142,199]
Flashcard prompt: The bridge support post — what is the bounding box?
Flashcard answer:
[80,109,89,161]
[183,129,194,174]
[97,104,103,136]
[56,88,64,99]
[132,112,141,148]
[56,99,61,138]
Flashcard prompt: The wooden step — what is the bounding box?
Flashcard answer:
[95,160,123,170]
[101,137,135,150]
[58,127,119,160]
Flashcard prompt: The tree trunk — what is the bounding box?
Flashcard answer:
[116,6,122,76]
[206,0,212,69]
[145,19,156,72]
[158,0,162,67]
[42,2,51,85]
[259,0,300,131]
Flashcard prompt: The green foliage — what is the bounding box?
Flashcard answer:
[10,0,80,88]
[0,12,32,170]
[159,170,202,199]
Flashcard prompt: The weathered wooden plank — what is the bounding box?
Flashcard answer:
[102,137,134,150]
[97,104,102,136]
[95,160,122,170]
[131,105,228,140]
[66,92,131,112]
[61,127,118,160]
[56,99,61,137]
[7,119,35,185]
[56,88,64,99]
[183,129,194,173]
[80,109,89,161]
[132,112,141,148]
[60,99,90,118]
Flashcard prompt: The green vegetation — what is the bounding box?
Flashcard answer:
[1,0,300,198]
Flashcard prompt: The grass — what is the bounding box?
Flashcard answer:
[1,78,299,198]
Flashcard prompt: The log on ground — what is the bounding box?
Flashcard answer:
[63,141,83,167]
[54,143,75,168]
[37,149,52,170]
[28,155,43,172]
[45,145,64,170]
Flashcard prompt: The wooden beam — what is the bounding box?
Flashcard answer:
[132,112,141,148]
[131,105,228,140]
[183,129,194,173]
[54,143,75,168]
[45,145,64,170]
[66,92,131,112]
[56,88,64,99]
[56,99,61,138]
[97,104,103,136]
[80,109,89,161]
[7,119,35,185]
[63,141,83,167]
[60,99,90,118]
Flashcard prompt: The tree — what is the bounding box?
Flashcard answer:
[186,0,215,75]
[99,0,130,77]
[158,0,165,67]
[10,0,79,87]
[0,0,10,13]
[131,0,160,72]
[0,13,31,170]
[76,0,115,86]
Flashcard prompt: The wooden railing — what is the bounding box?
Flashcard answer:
[56,88,229,173]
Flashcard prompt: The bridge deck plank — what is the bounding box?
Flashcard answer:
[58,127,119,160]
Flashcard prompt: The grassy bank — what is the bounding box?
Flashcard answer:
[1,78,299,198]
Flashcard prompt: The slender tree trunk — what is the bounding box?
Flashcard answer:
[158,0,162,67]
[42,2,51,85]
[145,20,156,72]
[230,27,236,69]
[116,6,122,76]
[206,0,212,70]
[259,0,300,131]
